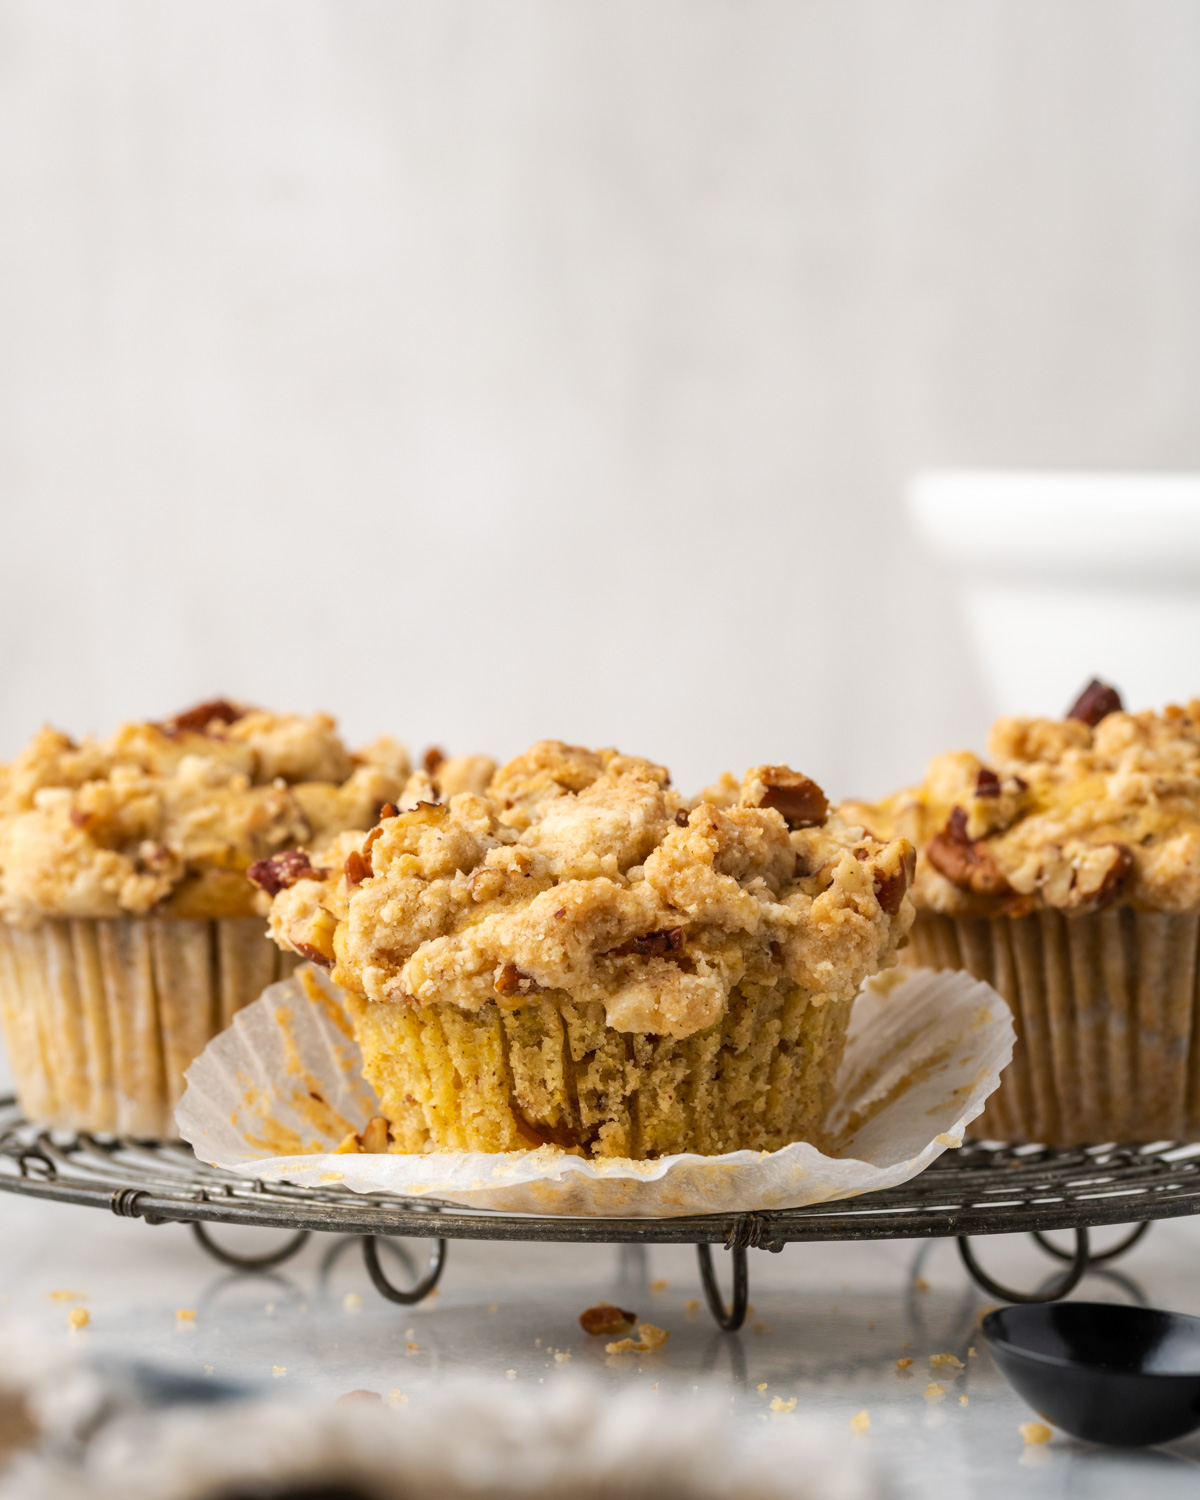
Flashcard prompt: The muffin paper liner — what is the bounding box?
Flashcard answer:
[176,965,1013,1217]
[0,918,296,1138]
[909,909,1200,1144]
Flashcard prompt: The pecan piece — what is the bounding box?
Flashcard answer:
[874,868,908,916]
[344,849,371,887]
[1082,842,1134,909]
[926,808,1010,897]
[247,849,324,897]
[161,699,244,736]
[359,1115,391,1154]
[974,767,1001,798]
[1066,679,1123,728]
[579,1303,637,1338]
[423,746,446,776]
[293,941,334,970]
[607,927,684,958]
[756,768,829,829]
[494,963,543,998]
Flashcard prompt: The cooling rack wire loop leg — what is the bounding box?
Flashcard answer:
[362,1235,447,1305]
[695,1243,749,1332]
[1031,1220,1150,1264]
[957,1226,1090,1303]
[191,1222,311,1270]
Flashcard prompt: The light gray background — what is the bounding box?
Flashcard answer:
[3,0,1199,801]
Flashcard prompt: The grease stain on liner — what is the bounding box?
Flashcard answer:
[177,967,1014,1218]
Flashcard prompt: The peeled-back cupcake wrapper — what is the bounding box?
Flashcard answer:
[177,966,1013,1218]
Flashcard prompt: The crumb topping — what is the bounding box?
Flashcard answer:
[0,703,492,924]
[842,685,1200,916]
[264,739,915,1039]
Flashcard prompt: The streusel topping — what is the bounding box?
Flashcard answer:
[262,740,915,1039]
[0,701,490,924]
[841,683,1200,917]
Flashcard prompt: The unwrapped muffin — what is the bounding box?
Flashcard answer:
[0,701,490,1137]
[259,741,916,1159]
[841,681,1200,1144]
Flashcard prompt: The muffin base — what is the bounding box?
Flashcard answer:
[908,909,1200,1144]
[0,917,298,1138]
[343,980,852,1159]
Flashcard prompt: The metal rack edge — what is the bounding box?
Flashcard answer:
[3,1170,1198,1245]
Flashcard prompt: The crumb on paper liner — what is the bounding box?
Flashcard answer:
[177,966,1013,1218]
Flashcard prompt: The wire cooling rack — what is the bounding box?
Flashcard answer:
[2,1095,1194,1329]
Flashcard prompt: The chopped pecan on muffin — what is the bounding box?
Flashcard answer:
[259,740,915,1157]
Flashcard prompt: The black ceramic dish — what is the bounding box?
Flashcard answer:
[984,1302,1200,1448]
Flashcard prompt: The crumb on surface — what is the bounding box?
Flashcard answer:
[606,1322,668,1355]
[769,1397,797,1413]
[343,1293,362,1313]
[753,1320,770,1335]
[554,1350,571,1364]
[684,1299,700,1318]
[924,1383,945,1402]
[1021,1421,1052,1445]
[650,1278,668,1293]
[388,1390,407,1405]
[67,1308,89,1331]
[959,1395,969,1406]
[272,1366,286,1378]
[203,1365,213,1376]
[757,1383,768,1393]
[930,1353,964,1369]
[913,1277,930,1293]
[405,1341,420,1353]
[896,1358,913,1369]
[968,1345,976,1357]
[850,1410,870,1435]
[504,1370,516,1380]
[47,1290,85,1303]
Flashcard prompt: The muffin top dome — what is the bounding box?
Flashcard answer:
[841,682,1200,917]
[259,739,915,1039]
[0,700,492,924]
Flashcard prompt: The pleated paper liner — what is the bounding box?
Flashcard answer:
[0,917,298,1138]
[908,909,1200,1144]
[177,965,1014,1218]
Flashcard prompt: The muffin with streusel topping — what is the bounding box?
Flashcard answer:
[841,681,1200,1144]
[258,740,915,1159]
[0,700,494,1136]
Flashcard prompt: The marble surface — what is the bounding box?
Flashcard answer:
[3,1190,1200,1496]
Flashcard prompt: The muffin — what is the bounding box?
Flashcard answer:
[841,681,1200,1144]
[0,701,490,1137]
[258,741,916,1159]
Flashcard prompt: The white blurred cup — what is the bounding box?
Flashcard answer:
[908,471,1200,720]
